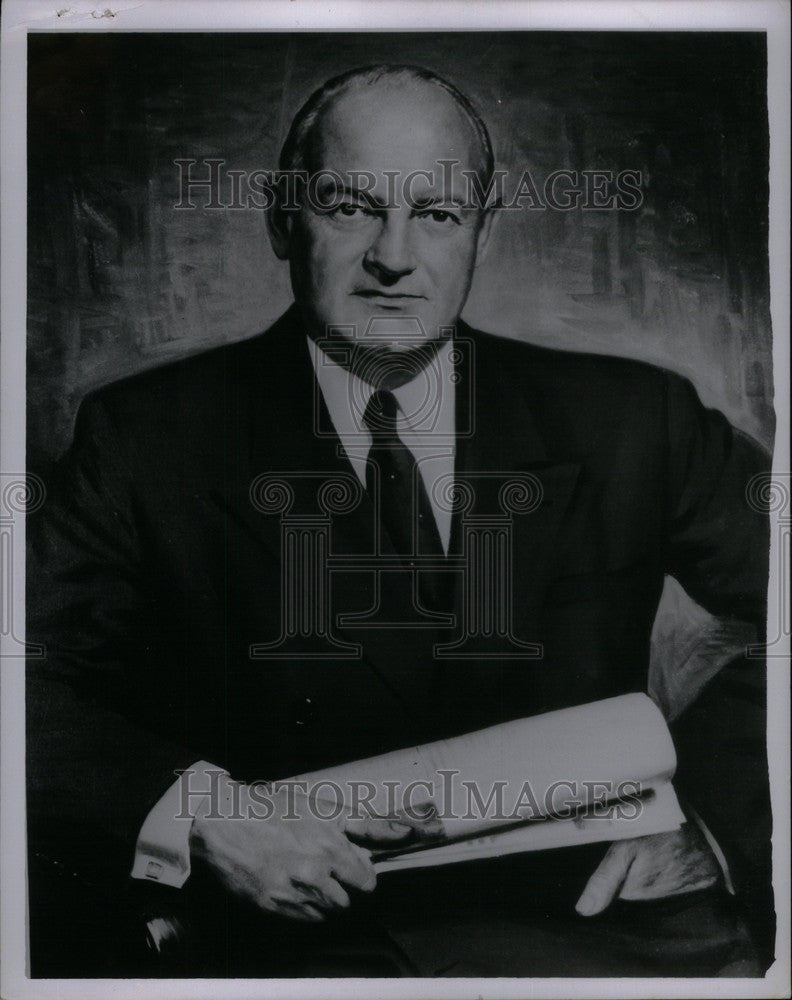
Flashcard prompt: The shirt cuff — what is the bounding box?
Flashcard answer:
[130,760,230,888]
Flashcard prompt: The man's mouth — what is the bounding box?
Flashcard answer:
[352,290,426,302]
[352,288,426,311]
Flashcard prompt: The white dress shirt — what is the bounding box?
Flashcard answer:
[308,335,457,553]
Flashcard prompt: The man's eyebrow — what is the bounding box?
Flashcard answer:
[312,179,469,211]
[314,180,387,208]
[409,192,467,210]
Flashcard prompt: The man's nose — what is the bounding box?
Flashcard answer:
[362,213,416,284]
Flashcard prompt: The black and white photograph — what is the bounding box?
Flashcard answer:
[1,2,789,997]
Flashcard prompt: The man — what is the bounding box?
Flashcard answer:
[27,65,772,977]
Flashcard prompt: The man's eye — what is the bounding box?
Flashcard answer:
[331,202,372,219]
[416,209,461,226]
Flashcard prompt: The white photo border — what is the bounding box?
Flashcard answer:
[2,2,789,998]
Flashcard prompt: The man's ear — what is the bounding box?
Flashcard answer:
[474,207,496,267]
[266,200,293,261]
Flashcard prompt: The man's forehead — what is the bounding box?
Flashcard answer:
[312,79,482,179]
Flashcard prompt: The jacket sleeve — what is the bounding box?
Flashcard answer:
[27,391,201,877]
[661,372,774,965]
[663,372,770,628]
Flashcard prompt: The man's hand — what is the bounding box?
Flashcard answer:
[575,824,722,916]
[189,782,418,922]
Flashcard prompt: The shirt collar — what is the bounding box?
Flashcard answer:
[307,336,456,448]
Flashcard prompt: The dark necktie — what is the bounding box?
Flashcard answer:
[363,389,445,565]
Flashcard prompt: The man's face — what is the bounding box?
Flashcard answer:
[270,79,493,365]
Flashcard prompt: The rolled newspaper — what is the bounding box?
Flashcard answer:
[289,693,685,871]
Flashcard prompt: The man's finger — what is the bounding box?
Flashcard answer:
[575,841,636,916]
[274,898,326,923]
[329,841,377,893]
[299,875,351,911]
[344,807,444,844]
[344,813,416,843]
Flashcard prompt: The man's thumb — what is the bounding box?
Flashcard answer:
[343,812,414,843]
[575,841,635,916]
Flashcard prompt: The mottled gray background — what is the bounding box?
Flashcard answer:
[27,31,772,475]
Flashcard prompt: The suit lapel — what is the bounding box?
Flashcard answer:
[219,305,376,563]
[450,326,580,639]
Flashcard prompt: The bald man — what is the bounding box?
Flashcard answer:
[27,66,772,977]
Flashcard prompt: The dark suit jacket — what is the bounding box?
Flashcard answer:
[27,304,773,963]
